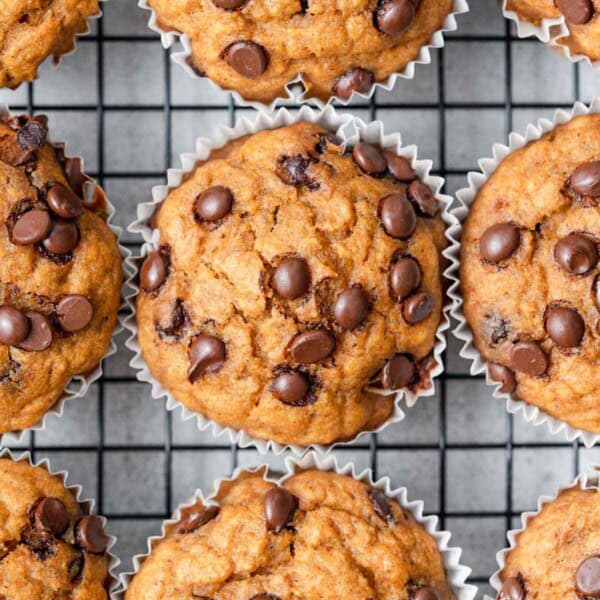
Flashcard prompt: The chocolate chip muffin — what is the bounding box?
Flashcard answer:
[460,113,600,435]
[505,0,600,62]
[497,480,600,600]
[146,0,455,103]
[125,468,455,599]
[136,121,447,446]
[0,113,122,435]
[0,456,111,598]
[0,1,100,89]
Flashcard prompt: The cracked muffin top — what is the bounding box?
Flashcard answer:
[146,0,455,103]
[136,121,447,447]
[0,0,99,89]
[0,113,122,435]
[505,0,600,62]
[125,468,455,600]
[460,113,600,435]
[0,457,111,599]
[497,481,600,600]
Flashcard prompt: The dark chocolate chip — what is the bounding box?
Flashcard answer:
[556,0,594,24]
[155,299,189,341]
[264,486,297,533]
[570,160,600,197]
[42,219,79,255]
[367,488,395,524]
[56,295,93,333]
[212,0,247,8]
[333,286,369,330]
[194,186,234,222]
[375,0,416,34]
[480,224,520,263]
[12,209,52,245]
[315,132,343,154]
[33,497,69,536]
[497,576,525,600]
[276,155,314,187]
[510,341,548,377]
[384,150,416,182]
[188,335,226,382]
[250,594,280,600]
[225,41,268,78]
[271,257,310,300]
[353,142,387,175]
[17,312,52,352]
[403,292,435,324]
[413,589,442,600]
[46,184,83,219]
[381,353,415,389]
[333,67,375,100]
[390,257,421,300]
[488,363,517,394]
[177,506,220,533]
[575,555,600,597]
[140,251,167,292]
[544,306,585,348]
[554,233,598,275]
[0,306,30,346]
[379,193,417,239]
[75,515,109,554]
[482,313,510,345]
[17,118,47,151]
[64,157,87,197]
[408,180,439,217]
[270,371,310,406]
[67,553,84,582]
[289,329,335,363]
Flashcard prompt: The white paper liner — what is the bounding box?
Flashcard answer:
[124,104,458,455]
[487,468,600,600]
[501,0,600,71]
[115,450,477,599]
[0,103,131,446]
[448,97,600,448]
[0,447,120,594]
[137,0,469,111]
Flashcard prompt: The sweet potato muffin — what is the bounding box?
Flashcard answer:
[460,113,600,435]
[146,0,455,103]
[136,121,447,446]
[125,469,455,600]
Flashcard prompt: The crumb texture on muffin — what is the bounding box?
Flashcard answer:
[461,114,600,435]
[146,0,454,102]
[125,469,455,600]
[0,457,110,599]
[136,121,447,446]
[0,0,99,89]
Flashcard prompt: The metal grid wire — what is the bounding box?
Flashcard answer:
[2,1,599,596]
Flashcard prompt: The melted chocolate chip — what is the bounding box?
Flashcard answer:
[0,306,30,346]
[488,363,517,394]
[367,488,395,524]
[510,341,548,377]
[403,292,435,324]
[177,506,220,533]
[408,180,439,217]
[289,329,335,363]
[556,0,594,24]
[56,295,93,333]
[375,0,416,34]
[17,312,52,352]
[352,142,387,175]
[276,155,316,188]
[224,41,269,78]
[482,314,510,345]
[250,594,280,600]
[271,257,310,300]
[17,118,47,151]
[188,335,226,382]
[575,555,600,597]
[33,497,69,536]
[544,306,585,348]
[156,299,189,341]
[12,209,52,245]
[379,193,417,239]
[67,553,84,582]
[554,233,598,275]
[333,286,369,330]
[497,576,525,600]
[480,224,520,262]
[333,67,375,100]
[42,219,79,255]
[381,353,415,389]
[384,150,416,182]
[46,184,83,219]
[74,515,109,554]
[570,160,600,197]
[390,257,421,300]
[270,370,310,406]
[264,487,297,533]
[194,186,234,222]
[140,251,167,292]
[212,0,247,8]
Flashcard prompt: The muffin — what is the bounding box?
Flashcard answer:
[125,468,455,599]
[0,456,111,599]
[0,113,122,435]
[496,480,599,599]
[460,113,600,435]
[505,0,600,62]
[146,0,456,103]
[0,1,100,89]
[135,120,447,447]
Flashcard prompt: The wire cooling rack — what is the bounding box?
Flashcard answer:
[1,1,599,597]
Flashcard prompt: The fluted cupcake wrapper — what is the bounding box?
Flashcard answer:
[0,447,120,593]
[115,450,477,599]
[123,103,458,455]
[137,0,469,111]
[447,97,600,448]
[0,103,132,447]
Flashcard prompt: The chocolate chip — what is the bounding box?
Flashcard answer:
[367,489,394,524]
[575,555,600,597]
[353,142,387,176]
[384,150,416,182]
[42,219,79,255]
[480,223,520,262]
[381,353,415,389]
[270,371,310,406]
[194,186,234,222]
[510,341,548,377]
[140,251,167,292]
[408,180,439,217]
[177,506,220,533]
[315,132,343,154]
[545,306,585,348]
[64,157,86,197]
[556,0,594,24]
[74,515,109,554]
[488,363,517,394]
[17,118,47,151]
[56,295,93,333]
[265,487,297,533]
[271,257,310,300]
[12,209,52,245]
[188,335,226,382]
[497,576,525,600]
[554,233,598,275]
[17,312,52,352]
[333,286,369,330]
[390,257,421,300]
[413,589,442,600]
[276,155,315,188]
[46,184,83,219]
[251,594,280,600]
[379,193,417,239]
[33,497,69,536]
[225,41,268,78]
[333,67,375,100]
[403,292,435,324]
[156,299,189,341]
[482,313,510,345]
[570,160,600,197]
[0,306,30,346]
[375,0,416,34]
[67,553,84,582]
[212,0,247,8]
[289,329,335,363]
